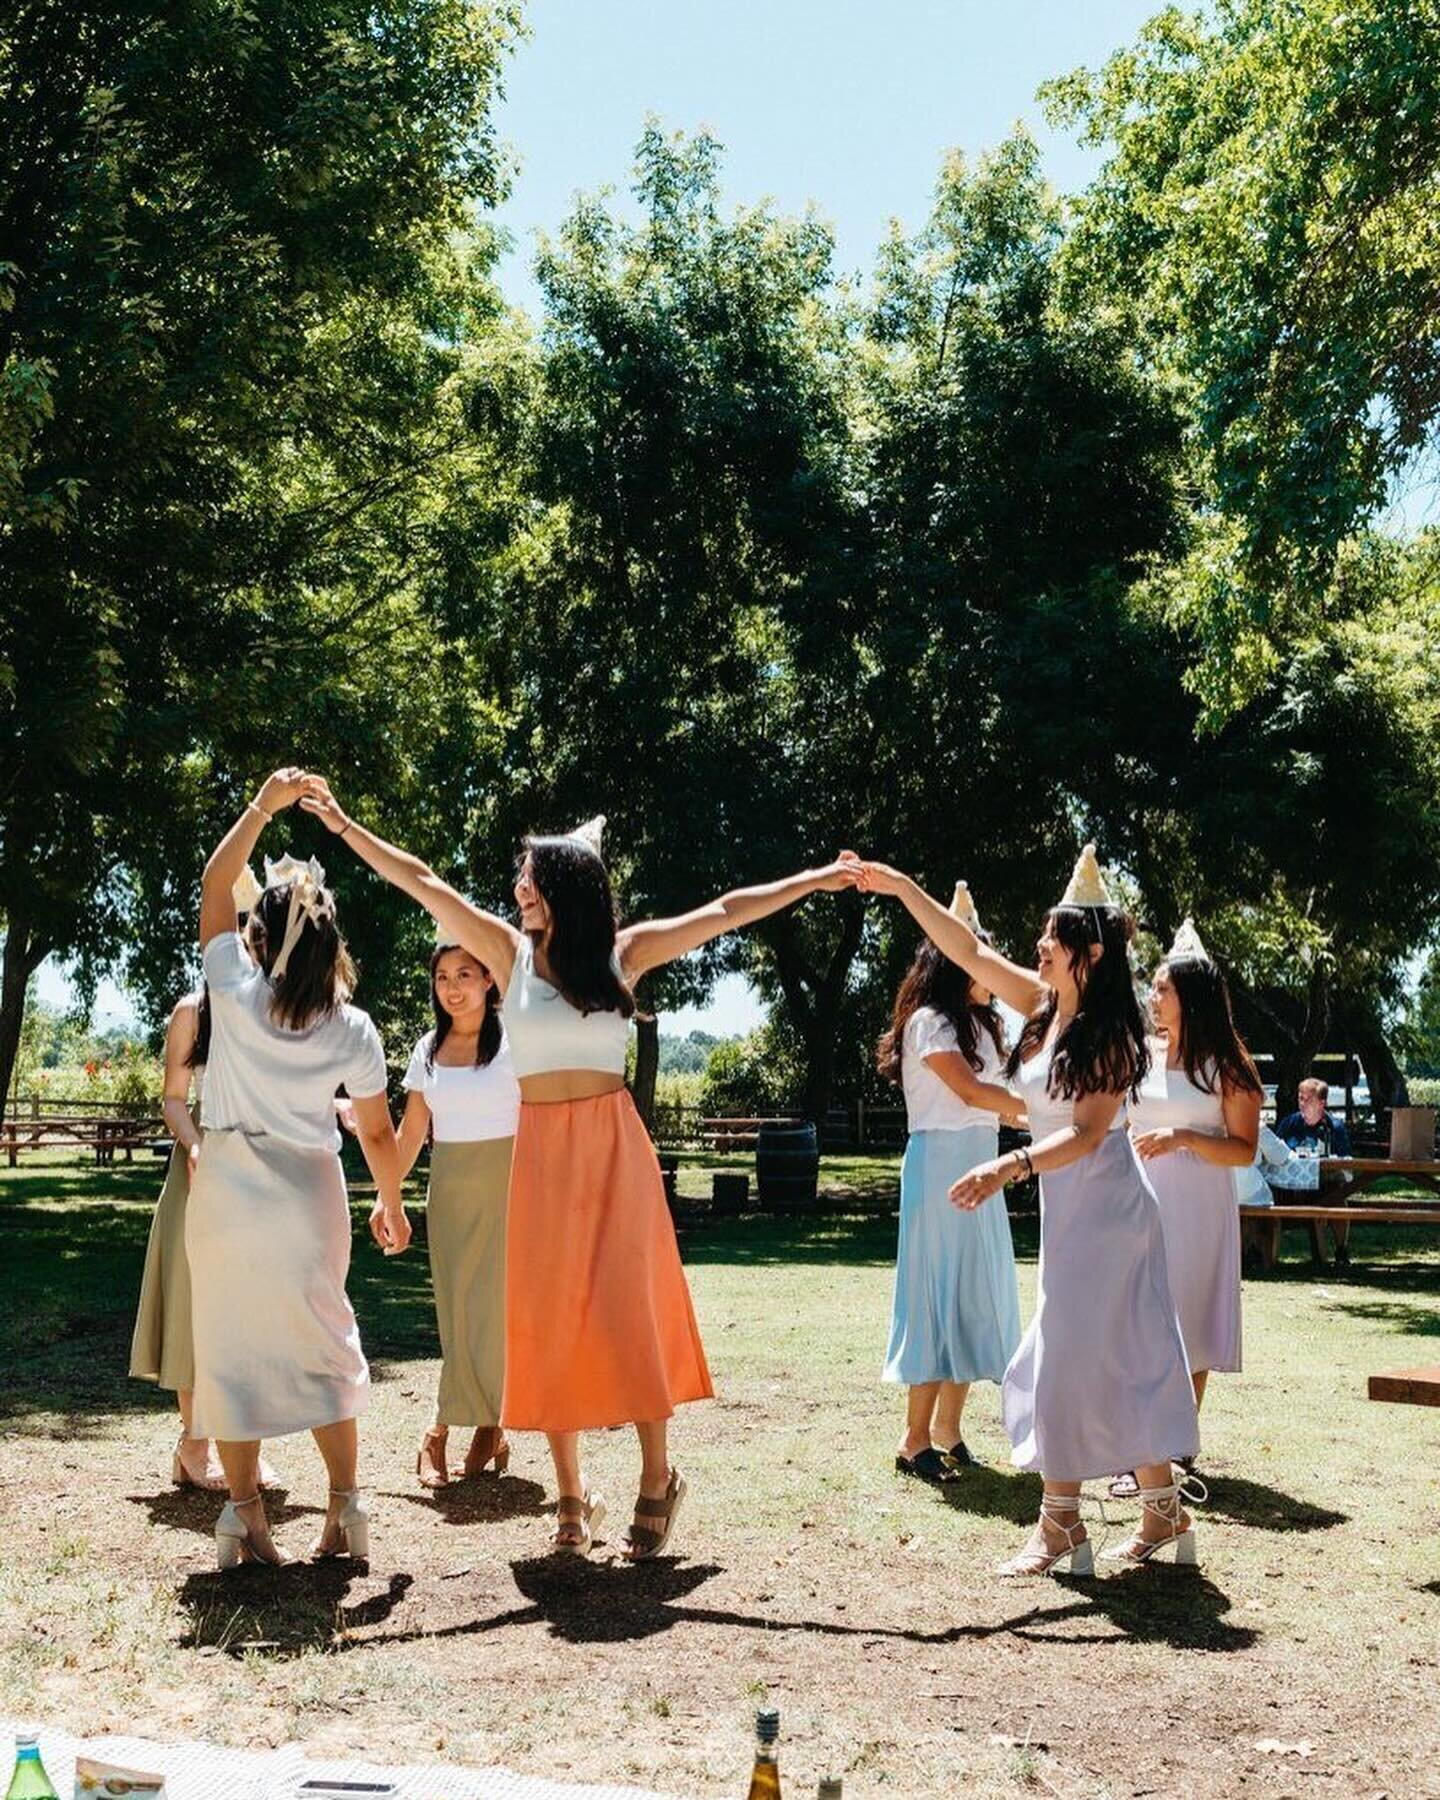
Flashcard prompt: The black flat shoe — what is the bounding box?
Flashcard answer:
[940,1439,985,1471]
[895,1447,959,1485]
[1108,1471,1140,1499]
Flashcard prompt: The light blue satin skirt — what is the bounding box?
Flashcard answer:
[883,1127,1022,1386]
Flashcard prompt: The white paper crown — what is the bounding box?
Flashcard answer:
[1060,842,1112,908]
[1168,916,1211,962]
[949,880,981,932]
[566,815,606,857]
[262,853,335,980]
[231,864,263,915]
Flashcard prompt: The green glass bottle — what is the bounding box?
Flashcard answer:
[6,1734,58,1800]
[746,1708,781,1799]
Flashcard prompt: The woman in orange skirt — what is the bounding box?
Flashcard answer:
[303,776,855,1558]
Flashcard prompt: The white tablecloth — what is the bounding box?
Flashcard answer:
[4,1724,674,1800]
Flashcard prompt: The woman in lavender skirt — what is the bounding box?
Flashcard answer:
[857,846,1200,1576]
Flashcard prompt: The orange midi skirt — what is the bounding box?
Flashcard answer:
[501,1088,714,1432]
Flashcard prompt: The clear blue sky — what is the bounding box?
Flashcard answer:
[42,0,1169,1037]
[491,0,1162,315]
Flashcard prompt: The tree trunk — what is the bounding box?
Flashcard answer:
[1333,992,1409,1121]
[0,916,47,1123]
[632,1006,660,1133]
[1269,965,1332,1121]
[760,892,865,1144]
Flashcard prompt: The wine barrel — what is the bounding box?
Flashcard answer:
[755,1120,819,1211]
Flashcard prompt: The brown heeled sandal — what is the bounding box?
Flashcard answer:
[621,1468,687,1562]
[416,1427,449,1491]
[552,1489,606,1556]
[462,1426,511,1479]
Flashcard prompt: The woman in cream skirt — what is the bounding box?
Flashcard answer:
[187,768,411,1569]
[400,937,520,1488]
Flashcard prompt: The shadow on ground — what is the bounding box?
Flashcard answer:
[177,1564,413,1657]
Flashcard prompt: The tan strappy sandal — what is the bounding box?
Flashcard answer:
[416,1427,449,1490]
[552,1489,606,1556]
[621,1468,687,1562]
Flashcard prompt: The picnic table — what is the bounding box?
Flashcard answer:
[1321,1157,1440,1200]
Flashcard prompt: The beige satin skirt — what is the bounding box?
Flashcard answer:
[426,1137,513,1427]
[129,1140,195,1392]
[186,1130,369,1441]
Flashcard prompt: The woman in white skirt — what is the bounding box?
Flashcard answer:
[878,883,1022,1483]
[858,846,1200,1576]
[401,935,520,1490]
[189,769,410,1569]
[1126,918,1261,1469]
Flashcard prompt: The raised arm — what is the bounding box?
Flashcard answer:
[618,858,859,981]
[300,776,521,986]
[855,861,1047,1016]
[162,999,203,1171]
[199,767,307,948]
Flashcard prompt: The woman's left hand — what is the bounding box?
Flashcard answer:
[1133,1127,1183,1160]
[950,1158,1008,1211]
[370,1199,412,1255]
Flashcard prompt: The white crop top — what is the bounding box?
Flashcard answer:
[403,1030,521,1142]
[503,935,631,1078]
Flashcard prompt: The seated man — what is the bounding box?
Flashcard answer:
[1276,1077,1354,1157]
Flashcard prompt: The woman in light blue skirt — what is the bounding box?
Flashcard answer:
[878,885,1022,1484]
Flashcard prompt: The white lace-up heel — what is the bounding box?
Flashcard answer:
[1101,1476,1199,1566]
[997,1491,1094,1578]
[314,1488,370,1560]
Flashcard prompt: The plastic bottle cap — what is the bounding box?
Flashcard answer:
[14,1733,38,1748]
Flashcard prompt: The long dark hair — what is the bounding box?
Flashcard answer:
[1008,905,1149,1099]
[524,834,635,1018]
[1163,954,1263,1096]
[245,882,357,1031]
[877,936,1005,1083]
[185,985,211,1069]
[426,945,503,1072]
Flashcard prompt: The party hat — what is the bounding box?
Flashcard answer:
[949,880,981,931]
[1060,842,1112,908]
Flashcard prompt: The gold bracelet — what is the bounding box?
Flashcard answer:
[247,799,273,822]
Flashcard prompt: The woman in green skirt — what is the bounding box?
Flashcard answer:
[401,936,520,1489]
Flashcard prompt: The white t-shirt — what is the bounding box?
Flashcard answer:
[200,933,388,1152]
[901,1006,1008,1132]
[403,1030,521,1143]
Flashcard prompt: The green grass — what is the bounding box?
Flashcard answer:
[1,1161,1439,1797]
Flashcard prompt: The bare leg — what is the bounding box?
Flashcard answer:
[1135,1458,1190,1543]
[635,1418,670,1498]
[312,1418,359,1552]
[931,1380,971,1448]
[417,1420,449,1488]
[900,1382,940,1458]
[215,1438,281,1561]
[1191,1369,1209,1409]
[546,1430,588,1548]
[1035,1478,1082,1555]
[173,1388,225,1487]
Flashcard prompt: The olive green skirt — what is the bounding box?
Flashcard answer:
[427,1137,514,1428]
[129,1140,195,1392]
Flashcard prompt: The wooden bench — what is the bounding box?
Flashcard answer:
[1322,1157,1440,1199]
[1240,1202,1440,1270]
[1368,1365,1440,1407]
[2,1114,163,1167]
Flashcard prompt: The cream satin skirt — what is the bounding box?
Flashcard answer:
[186,1130,369,1441]
[129,1139,196,1392]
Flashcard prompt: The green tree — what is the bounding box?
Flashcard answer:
[1046,0,1440,714]
[0,0,518,1109]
